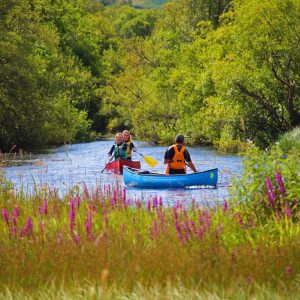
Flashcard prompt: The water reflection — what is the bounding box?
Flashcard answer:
[3,140,243,206]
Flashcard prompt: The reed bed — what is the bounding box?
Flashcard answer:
[1,173,300,298]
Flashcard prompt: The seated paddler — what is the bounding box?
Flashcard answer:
[108,133,128,160]
[164,134,197,174]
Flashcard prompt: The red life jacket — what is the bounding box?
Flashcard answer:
[165,145,186,174]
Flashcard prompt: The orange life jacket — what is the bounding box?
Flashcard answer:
[165,145,186,174]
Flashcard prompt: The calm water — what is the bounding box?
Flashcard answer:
[3,140,243,206]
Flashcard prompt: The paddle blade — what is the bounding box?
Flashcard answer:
[143,155,158,167]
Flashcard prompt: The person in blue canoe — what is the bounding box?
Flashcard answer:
[164,134,197,174]
[108,133,127,160]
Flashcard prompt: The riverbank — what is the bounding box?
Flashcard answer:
[1,141,300,298]
[1,175,300,299]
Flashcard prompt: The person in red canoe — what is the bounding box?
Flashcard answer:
[108,133,127,160]
[164,134,197,174]
[122,130,137,161]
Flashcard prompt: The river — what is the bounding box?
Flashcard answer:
[2,140,243,206]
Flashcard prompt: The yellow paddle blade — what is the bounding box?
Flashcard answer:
[143,155,158,168]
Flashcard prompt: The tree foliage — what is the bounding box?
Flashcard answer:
[1,0,299,151]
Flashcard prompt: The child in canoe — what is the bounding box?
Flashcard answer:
[108,133,127,160]
[122,130,137,161]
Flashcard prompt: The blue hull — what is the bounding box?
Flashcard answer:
[123,167,218,188]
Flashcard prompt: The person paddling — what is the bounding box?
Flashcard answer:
[164,134,197,174]
[122,130,137,161]
[108,133,127,160]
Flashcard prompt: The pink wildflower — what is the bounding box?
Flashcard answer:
[265,176,276,206]
[275,171,286,195]
[20,217,33,237]
[73,234,80,245]
[69,199,76,232]
[285,202,291,219]
[2,208,9,225]
[43,200,48,215]
[85,210,92,237]
[222,200,228,212]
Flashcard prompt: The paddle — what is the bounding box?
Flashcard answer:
[100,156,114,173]
[185,162,198,173]
[136,152,158,168]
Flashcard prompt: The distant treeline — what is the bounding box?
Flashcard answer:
[0,0,299,152]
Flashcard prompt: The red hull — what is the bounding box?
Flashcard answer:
[105,159,141,174]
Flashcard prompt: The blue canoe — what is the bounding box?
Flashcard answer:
[123,167,218,188]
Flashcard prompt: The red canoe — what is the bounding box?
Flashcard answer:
[105,159,141,174]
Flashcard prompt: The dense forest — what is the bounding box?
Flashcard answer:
[0,0,299,152]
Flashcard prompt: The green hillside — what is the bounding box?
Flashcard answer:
[132,0,167,8]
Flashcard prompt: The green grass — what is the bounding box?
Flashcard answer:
[0,179,300,298]
[1,281,299,300]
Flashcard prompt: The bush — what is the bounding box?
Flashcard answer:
[230,143,300,221]
[278,127,300,153]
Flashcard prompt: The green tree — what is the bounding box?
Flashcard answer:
[0,0,93,150]
[207,0,300,146]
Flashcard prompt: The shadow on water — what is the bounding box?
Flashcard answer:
[3,140,243,206]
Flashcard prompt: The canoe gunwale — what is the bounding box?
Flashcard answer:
[125,167,218,177]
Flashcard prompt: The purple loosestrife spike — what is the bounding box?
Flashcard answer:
[266,176,274,192]
[122,188,126,202]
[147,200,151,212]
[159,197,163,207]
[157,209,165,225]
[285,202,291,219]
[175,222,183,241]
[2,208,9,225]
[222,200,228,212]
[12,206,19,217]
[11,225,17,237]
[204,212,211,231]
[135,200,141,209]
[38,205,43,215]
[153,219,159,237]
[43,200,48,215]
[183,208,188,220]
[74,234,80,245]
[275,171,286,195]
[69,199,76,232]
[266,190,276,206]
[183,222,191,235]
[12,215,17,226]
[20,218,33,237]
[189,220,196,234]
[85,210,92,237]
[153,196,158,209]
[265,176,276,206]
[196,226,204,240]
[173,207,179,221]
